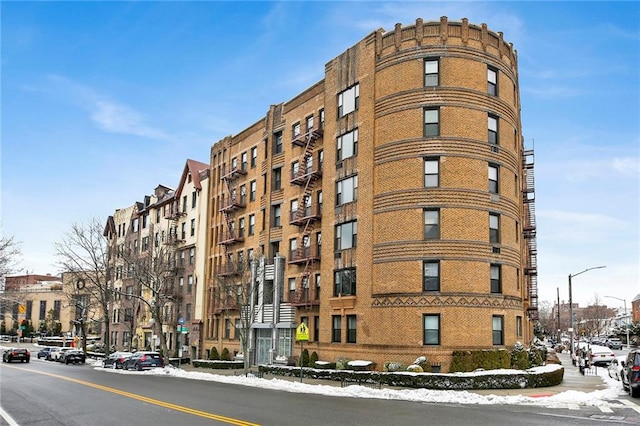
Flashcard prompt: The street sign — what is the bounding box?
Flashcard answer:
[177,325,188,334]
[296,323,309,341]
[18,304,26,314]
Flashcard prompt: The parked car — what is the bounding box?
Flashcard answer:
[37,347,56,359]
[0,335,11,343]
[2,348,30,363]
[587,345,617,366]
[102,351,133,369]
[606,338,623,350]
[123,351,164,371]
[61,350,86,364]
[622,349,640,398]
[50,347,74,362]
[608,356,626,381]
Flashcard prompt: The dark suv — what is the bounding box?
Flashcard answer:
[622,349,640,398]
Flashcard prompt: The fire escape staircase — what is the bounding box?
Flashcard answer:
[522,149,538,320]
[289,128,323,307]
[218,165,246,250]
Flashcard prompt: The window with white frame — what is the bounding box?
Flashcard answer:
[248,214,255,235]
[272,204,281,227]
[424,157,439,187]
[424,58,439,87]
[250,180,256,201]
[335,220,357,250]
[423,314,440,345]
[278,328,293,357]
[306,115,314,132]
[337,129,358,161]
[292,122,301,138]
[338,84,359,117]
[251,146,258,168]
[336,175,358,205]
[241,151,248,171]
[424,108,439,137]
[516,315,523,338]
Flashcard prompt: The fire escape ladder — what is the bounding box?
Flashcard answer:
[522,149,538,320]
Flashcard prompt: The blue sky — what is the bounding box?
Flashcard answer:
[2,1,638,311]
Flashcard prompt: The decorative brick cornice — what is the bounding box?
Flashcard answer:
[372,293,522,309]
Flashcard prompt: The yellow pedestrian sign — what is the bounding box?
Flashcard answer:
[296,322,309,341]
[18,304,26,314]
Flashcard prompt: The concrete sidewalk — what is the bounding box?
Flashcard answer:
[178,351,608,397]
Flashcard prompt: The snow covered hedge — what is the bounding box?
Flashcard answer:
[257,364,564,390]
[192,359,244,369]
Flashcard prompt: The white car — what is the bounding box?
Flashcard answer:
[608,356,626,381]
[585,344,617,366]
[49,347,74,362]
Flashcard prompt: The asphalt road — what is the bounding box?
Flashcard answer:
[1,348,639,425]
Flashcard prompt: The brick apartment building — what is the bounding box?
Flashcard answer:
[204,17,538,372]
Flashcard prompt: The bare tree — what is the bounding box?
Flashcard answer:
[536,300,555,339]
[214,255,259,374]
[0,232,21,278]
[121,241,182,360]
[55,218,113,353]
[578,293,616,338]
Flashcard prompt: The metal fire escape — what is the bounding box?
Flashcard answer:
[218,161,246,262]
[522,148,538,320]
[288,127,323,307]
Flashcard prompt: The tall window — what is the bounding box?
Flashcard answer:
[240,184,247,204]
[190,219,196,236]
[272,204,281,227]
[338,84,359,117]
[424,108,439,137]
[248,214,255,235]
[490,264,501,293]
[250,180,256,201]
[251,146,258,168]
[274,131,283,154]
[224,319,231,339]
[489,164,499,194]
[488,66,498,96]
[424,209,440,239]
[423,261,440,291]
[332,315,342,343]
[241,152,248,171]
[347,315,357,343]
[334,267,356,296]
[492,315,504,345]
[53,300,61,320]
[238,217,245,237]
[423,314,440,345]
[424,58,439,86]
[292,122,301,138]
[424,157,439,187]
[272,167,282,190]
[191,191,197,208]
[186,303,192,321]
[516,316,523,338]
[306,115,314,132]
[488,115,498,144]
[489,213,500,243]
[335,221,357,250]
[182,195,188,212]
[39,301,47,320]
[337,129,358,161]
[336,175,358,205]
[189,247,195,264]
[278,328,293,357]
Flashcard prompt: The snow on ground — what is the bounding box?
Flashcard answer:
[89,358,628,409]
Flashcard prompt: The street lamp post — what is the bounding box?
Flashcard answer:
[604,295,631,350]
[569,266,606,361]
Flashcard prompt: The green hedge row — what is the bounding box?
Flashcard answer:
[192,360,244,369]
[257,364,564,389]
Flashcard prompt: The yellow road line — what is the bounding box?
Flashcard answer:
[3,365,260,425]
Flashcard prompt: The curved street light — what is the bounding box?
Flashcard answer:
[604,295,631,350]
[569,266,606,360]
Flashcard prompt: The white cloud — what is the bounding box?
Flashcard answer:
[43,74,168,140]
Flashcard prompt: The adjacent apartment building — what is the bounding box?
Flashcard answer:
[204,17,538,372]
